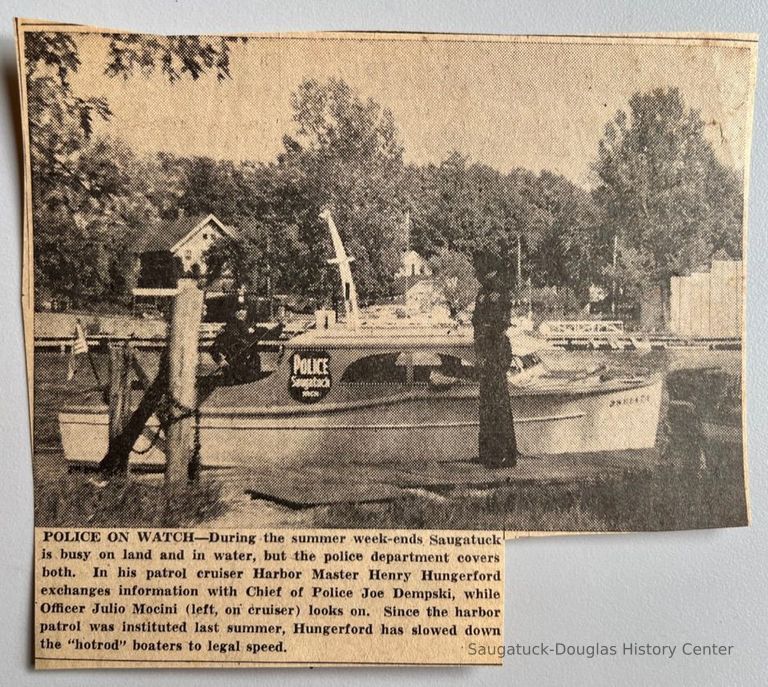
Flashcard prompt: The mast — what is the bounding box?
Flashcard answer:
[320,210,360,330]
[404,210,410,309]
[612,232,618,317]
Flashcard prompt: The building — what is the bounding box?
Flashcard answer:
[395,250,432,279]
[138,212,237,283]
[670,258,743,338]
[132,212,238,315]
[387,251,452,322]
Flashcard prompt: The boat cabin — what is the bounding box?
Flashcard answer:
[203,326,482,411]
[202,325,554,412]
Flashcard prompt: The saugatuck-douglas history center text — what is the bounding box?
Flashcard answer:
[467,642,736,659]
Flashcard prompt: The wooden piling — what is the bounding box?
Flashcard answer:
[165,279,204,491]
[108,341,132,444]
[100,341,134,476]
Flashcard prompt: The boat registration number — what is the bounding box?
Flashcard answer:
[609,393,651,408]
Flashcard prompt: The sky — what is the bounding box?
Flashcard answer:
[65,31,756,188]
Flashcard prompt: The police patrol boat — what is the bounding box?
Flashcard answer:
[58,212,663,469]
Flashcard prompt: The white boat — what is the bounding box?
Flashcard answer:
[58,213,663,470]
[59,325,663,468]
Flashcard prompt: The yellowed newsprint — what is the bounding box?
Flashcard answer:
[35,528,503,668]
[18,18,757,669]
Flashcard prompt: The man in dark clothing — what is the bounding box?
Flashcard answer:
[472,258,517,468]
[210,307,285,385]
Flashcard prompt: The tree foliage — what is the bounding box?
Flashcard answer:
[279,78,408,303]
[24,32,244,306]
[594,87,743,322]
[104,34,245,82]
[410,154,550,285]
[523,171,601,295]
[427,249,478,319]
[26,32,744,331]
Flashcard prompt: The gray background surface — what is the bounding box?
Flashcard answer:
[1,1,765,685]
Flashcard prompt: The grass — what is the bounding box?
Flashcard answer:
[36,453,747,531]
[35,474,226,528]
[311,457,748,532]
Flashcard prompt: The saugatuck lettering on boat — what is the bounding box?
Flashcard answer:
[288,350,332,403]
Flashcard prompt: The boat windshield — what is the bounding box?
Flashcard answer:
[510,353,543,374]
[340,352,476,385]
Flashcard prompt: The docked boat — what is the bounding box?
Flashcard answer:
[58,212,663,469]
[59,324,663,469]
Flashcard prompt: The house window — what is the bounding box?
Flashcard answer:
[185,249,193,260]
[203,233,208,240]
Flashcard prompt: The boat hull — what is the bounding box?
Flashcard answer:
[58,377,663,469]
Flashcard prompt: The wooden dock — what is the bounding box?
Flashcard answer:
[546,334,740,352]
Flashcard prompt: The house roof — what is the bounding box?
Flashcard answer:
[391,273,433,297]
[140,213,235,253]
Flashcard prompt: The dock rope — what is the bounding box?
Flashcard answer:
[131,393,201,467]
[141,344,268,462]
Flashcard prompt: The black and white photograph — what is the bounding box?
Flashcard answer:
[23,25,755,532]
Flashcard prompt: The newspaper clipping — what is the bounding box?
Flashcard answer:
[17,20,756,668]
[35,528,503,668]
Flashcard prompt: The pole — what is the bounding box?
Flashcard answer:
[527,277,533,320]
[77,318,103,389]
[103,341,132,475]
[267,274,274,320]
[165,278,204,492]
[404,211,410,309]
[612,233,618,317]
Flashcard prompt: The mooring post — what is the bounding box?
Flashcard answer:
[107,341,132,468]
[100,352,168,476]
[165,278,204,492]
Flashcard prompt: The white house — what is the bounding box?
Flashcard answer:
[389,250,452,322]
[395,250,432,279]
[141,212,237,277]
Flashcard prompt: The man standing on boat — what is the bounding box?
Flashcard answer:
[472,256,518,468]
[211,299,285,385]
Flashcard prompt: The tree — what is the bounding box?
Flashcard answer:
[594,87,743,326]
[204,233,260,291]
[31,136,157,305]
[279,78,408,304]
[104,34,243,83]
[523,170,601,297]
[24,31,244,306]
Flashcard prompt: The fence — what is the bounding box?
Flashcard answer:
[670,260,742,338]
[538,320,625,337]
